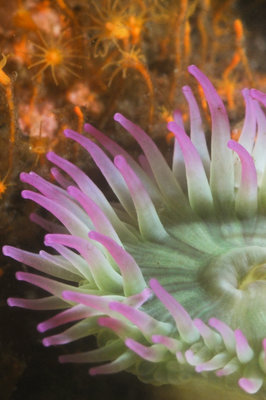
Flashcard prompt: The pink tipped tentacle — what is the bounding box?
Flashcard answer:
[238,376,263,394]
[152,335,183,353]
[62,290,122,315]
[84,123,162,203]
[59,340,124,364]
[37,304,99,332]
[215,358,239,377]
[67,185,123,246]
[238,89,257,153]
[45,234,123,293]
[251,100,266,182]
[250,88,266,107]
[208,318,235,354]
[98,316,139,339]
[89,351,136,376]
[168,121,213,216]
[64,129,135,218]
[150,278,200,343]
[171,109,186,189]
[182,85,210,172]
[227,140,257,218]
[42,243,93,282]
[188,65,234,211]
[47,152,127,232]
[109,301,172,339]
[22,190,91,238]
[114,155,169,241]
[125,339,167,362]
[7,296,67,310]
[195,352,230,372]
[114,113,189,210]
[15,271,78,298]
[193,318,222,351]
[29,212,66,233]
[3,245,78,281]
[50,166,73,189]
[234,329,254,364]
[42,317,99,346]
[89,230,146,296]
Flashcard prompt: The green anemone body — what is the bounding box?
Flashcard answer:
[4,66,266,398]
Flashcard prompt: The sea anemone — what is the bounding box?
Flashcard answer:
[4,66,266,399]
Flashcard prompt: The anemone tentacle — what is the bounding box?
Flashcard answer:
[4,65,266,397]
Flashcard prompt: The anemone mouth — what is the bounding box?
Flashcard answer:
[4,65,266,395]
[127,215,266,347]
[203,241,266,279]
[201,245,266,295]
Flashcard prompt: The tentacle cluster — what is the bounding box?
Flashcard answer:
[4,66,266,395]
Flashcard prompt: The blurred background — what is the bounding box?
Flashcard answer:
[0,1,265,399]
